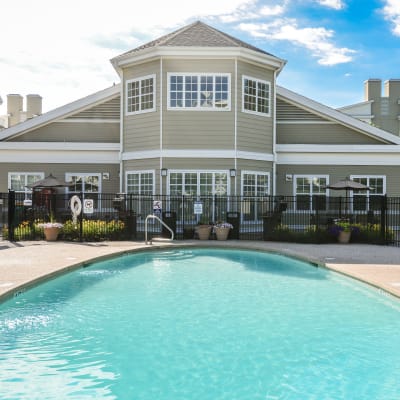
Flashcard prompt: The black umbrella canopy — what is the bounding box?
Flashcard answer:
[26,173,73,189]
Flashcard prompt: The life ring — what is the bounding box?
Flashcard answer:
[70,195,82,224]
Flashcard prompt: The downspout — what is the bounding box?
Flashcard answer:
[159,57,163,196]
[119,74,124,193]
[234,58,238,195]
[272,69,277,196]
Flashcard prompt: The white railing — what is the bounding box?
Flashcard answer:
[145,214,174,244]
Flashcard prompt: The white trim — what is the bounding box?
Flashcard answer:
[0,142,120,151]
[166,169,230,196]
[66,172,102,195]
[125,74,156,115]
[276,121,336,125]
[57,119,120,124]
[276,144,400,153]
[122,149,274,161]
[272,69,277,196]
[242,75,271,117]
[125,170,155,195]
[166,72,231,111]
[241,171,271,196]
[8,172,45,192]
[0,85,121,141]
[350,175,386,195]
[277,85,400,145]
[112,47,286,73]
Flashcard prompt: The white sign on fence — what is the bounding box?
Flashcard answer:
[153,200,162,215]
[83,198,94,214]
[194,201,203,214]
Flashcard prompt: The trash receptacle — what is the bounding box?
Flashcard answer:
[162,211,176,238]
[227,211,240,239]
[124,213,137,240]
[263,214,274,241]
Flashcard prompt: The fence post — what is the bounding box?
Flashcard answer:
[7,190,15,242]
[79,192,83,242]
[380,195,387,244]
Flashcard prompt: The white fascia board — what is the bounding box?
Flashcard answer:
[113,47,285,72]
[0,84,121,141]
[0,148,120,164]
[276,85,400,145]
[122,149,273,161]
[277,144,400,165]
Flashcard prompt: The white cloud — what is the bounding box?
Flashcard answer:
[382,0,400,36]
[0,0,253,113]
[316,0,345,10]
[239,20,355,65]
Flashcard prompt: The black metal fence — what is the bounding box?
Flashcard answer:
[1,191,399,246]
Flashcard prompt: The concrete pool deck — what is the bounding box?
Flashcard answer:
[1,240,400,301]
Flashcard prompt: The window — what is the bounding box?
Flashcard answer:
[241,172,270,221]
[168,74,230,110]
[8,172,44,198]
[351,175,386,211]
[242,76,271,116]
[126,75,155,114]
[126,171,154,195]
[294,175,328,210]
[66,173,101,208]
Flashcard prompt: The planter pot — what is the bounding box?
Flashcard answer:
[196,225,211,240]
[215,227,230,241]
[338,230,351,244]
[43,227,61,241]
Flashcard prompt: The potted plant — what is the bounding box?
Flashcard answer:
[37,221,64,241]
[196,219,212,240]
[213,222,233,241]
[336,221,352,243]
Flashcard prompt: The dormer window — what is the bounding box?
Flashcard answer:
[242,76,271,116]
[126,74,156,115]
[168,73,230,110]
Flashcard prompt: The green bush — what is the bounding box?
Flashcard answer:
[62,219,125,241]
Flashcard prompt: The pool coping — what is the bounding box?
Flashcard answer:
[1,240,400,302]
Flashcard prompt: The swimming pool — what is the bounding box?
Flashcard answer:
[1,248,400,399]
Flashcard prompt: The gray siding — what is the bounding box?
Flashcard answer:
[236,61,274,154]
[123,60,161,152]
[0,163,120,193]
[9,122,120,143]
[276,164,400,196]
[66,97,120,120]
[277,123,384,145]
[162,59,235,150]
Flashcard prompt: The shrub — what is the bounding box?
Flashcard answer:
[62,219,125,241]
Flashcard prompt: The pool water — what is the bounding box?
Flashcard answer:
[1,248,400,399]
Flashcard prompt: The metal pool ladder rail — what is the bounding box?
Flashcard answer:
[145,214,174,245]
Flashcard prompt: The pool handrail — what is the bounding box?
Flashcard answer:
[145,214,174,244]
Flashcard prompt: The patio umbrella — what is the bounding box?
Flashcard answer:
[26,173,73,189]
[325,178,372,216]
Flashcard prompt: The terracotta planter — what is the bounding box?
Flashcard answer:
[215,227,230,240]
[43,226,61,241]
[196,225,211,240]
[338,230,351,244]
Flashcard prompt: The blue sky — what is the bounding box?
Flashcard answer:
[1,0,399,114]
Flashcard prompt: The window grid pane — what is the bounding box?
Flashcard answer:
[127,76,154,114]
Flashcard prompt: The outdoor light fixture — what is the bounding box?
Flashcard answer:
[161,168,168,176]
[229,168,236,177]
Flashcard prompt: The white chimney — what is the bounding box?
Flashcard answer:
[7,94,23,127]
[26,94,42,118]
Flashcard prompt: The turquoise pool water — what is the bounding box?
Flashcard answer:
[1,248,400,399]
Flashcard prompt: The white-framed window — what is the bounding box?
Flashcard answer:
[241,171,270,222]
[351,175,386,211]
[126,74,156,115]
[8,172,44,198]
[242,75,271,116]
[294,175,328,211]
[167,73,230,110]
[66,173,101,208]
[126,171,155,195]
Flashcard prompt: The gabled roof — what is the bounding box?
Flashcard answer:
[0,84,121,141]
[114,21,275,59]
[276,85,400,145]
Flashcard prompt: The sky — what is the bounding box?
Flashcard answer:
[1,0,399,115]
